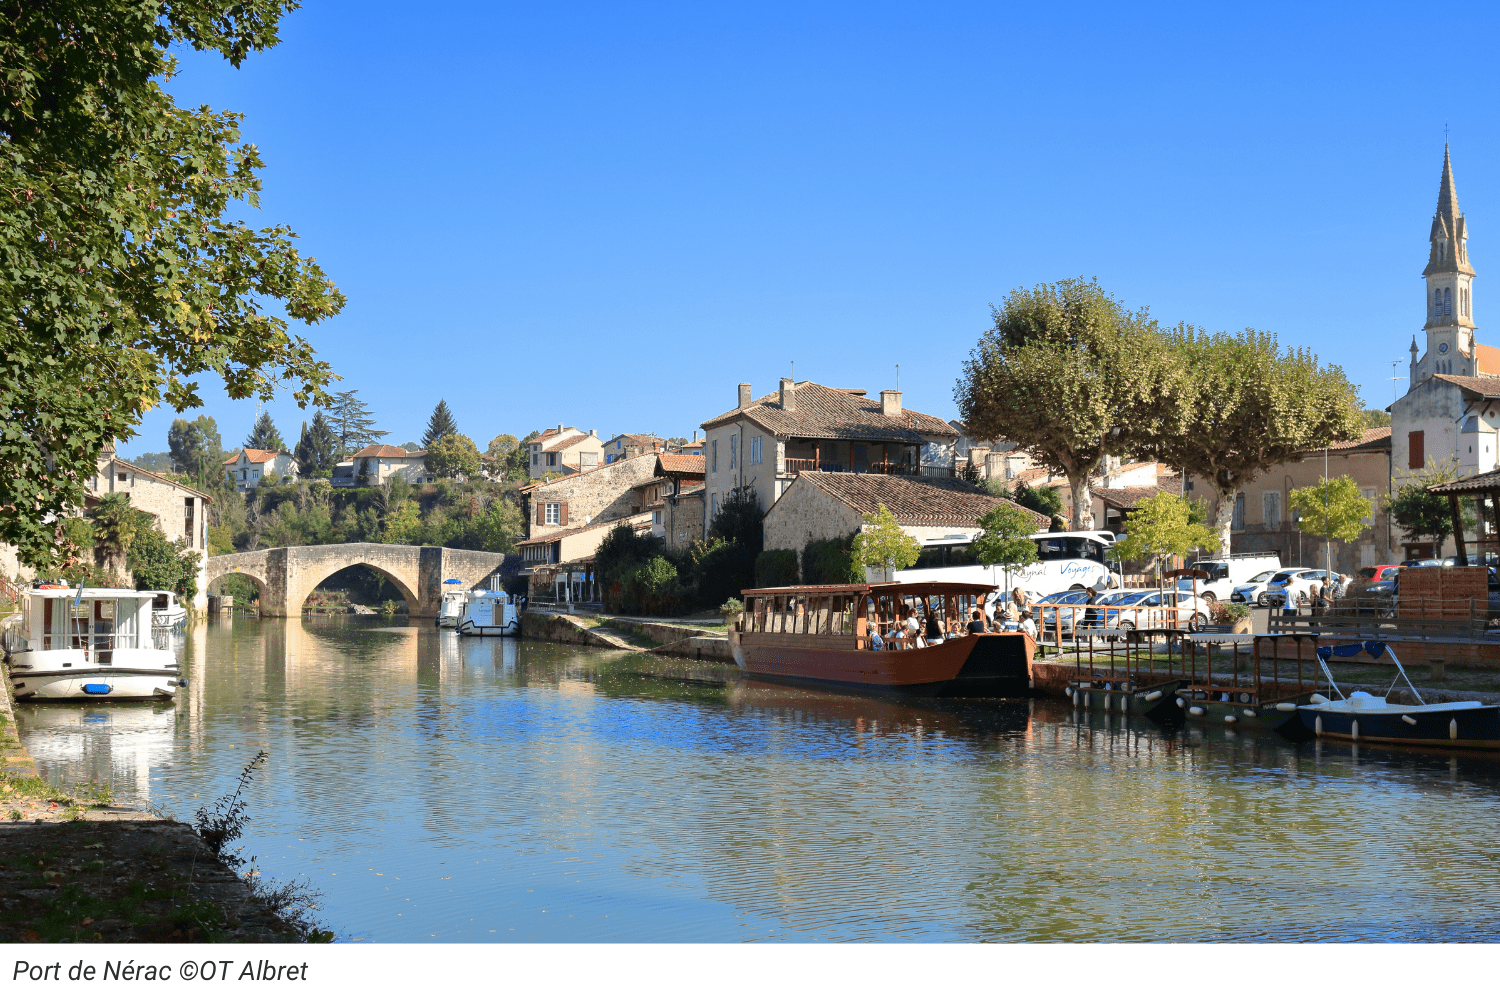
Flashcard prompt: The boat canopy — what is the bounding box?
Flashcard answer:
[740,581,997,599]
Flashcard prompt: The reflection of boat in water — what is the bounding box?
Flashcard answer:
[436,580,465,628]
[1299,641,1500,750]
[731,679,1032,738]
[8,587,185,701]
[457,590,521,637]
[17,699,177,798]
[729,582,1033,696]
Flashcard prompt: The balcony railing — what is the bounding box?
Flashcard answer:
[781,458,953,477]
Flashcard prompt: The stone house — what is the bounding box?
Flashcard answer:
[654,453,707,551]
[762,472,1048,576]
[222,448,298,491]
[667,432,706,457]
[528,425,604,477]
[95,444,213,608]
[518,452,662,544]
[1220,427,1394,571]
[332,445,434,488]
[602,433,665,464]
[699,380,960,532]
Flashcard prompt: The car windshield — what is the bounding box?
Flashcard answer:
[1248,571,1275,583]
[1270,573,1291,584]
[1112,592,1152,606]
[1381,567,1400,580]
[1096,591,1140,606]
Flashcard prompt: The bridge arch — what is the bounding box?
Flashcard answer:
[286,560,421,614]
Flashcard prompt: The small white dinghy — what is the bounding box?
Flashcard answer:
[148,590,187,629]
[457,590,520,638]
[7,586,185,701]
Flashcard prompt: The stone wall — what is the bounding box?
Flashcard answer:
[94,455,212,609]
[526,453,661,541]
[663,491,704,551]
[762,475,864,569]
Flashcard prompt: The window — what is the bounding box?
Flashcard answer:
[751,436,763,465]
[730,434,738,470]
[1409,430,1425,469]
[546,453,557,467]
[1363,488,1377,527]
[1263,491,1281,529]
[1446,287,1453,315]
[184,498,194,541]
[241,469,247,481]
[712,440,718,473]
[118,472,127,483]
[544,502,561,525]
[1232,493,1245,531]
[711,493,718,516]
[653,510,661,525]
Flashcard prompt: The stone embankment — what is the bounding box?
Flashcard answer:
[521,612,741,685]
[0,662,312,942]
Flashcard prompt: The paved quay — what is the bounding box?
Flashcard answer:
[0,661,315,943]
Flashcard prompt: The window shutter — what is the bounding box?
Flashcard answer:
[1409,430,1425,470]
[560,502,570,525]
[534,500,544,526]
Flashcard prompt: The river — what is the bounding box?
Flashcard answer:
[13,615,1500,942]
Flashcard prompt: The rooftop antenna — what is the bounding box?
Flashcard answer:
[1446,122,1450,144]
[896,364,900,391]
[1391,360,1408,401]
[790,361,794,382]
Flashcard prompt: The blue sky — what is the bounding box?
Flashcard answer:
[130,1,1500,456]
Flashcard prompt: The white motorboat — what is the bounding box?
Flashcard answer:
[148,590,187,629]
[457,590,521,637]
[436,580,466,628]
[6,586,186,701]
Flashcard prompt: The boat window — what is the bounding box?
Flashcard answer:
[912,543,973,570]
[153,593,169,609]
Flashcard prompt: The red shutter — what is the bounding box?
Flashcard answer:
[1409,430,1425,470]
[534,500,544,526]
[560,502,570,525]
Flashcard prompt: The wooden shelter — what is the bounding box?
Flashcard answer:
[1427,469,1500,565]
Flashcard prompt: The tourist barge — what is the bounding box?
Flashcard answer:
[436,579,466,628]
[6,586,185,701]
[457,590,521,638]
[728,582,1032,697]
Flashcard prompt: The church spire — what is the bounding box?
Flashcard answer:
[1437,143,1460,231]
[1425,144,1474,278]
[1417,144,1478,379]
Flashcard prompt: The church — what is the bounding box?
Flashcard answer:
[1392,146,1500,481]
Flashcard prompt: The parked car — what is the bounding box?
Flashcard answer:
[1103,589,1213,631]
[1234,568,1312,606]
[1345,565,1400,601]
[1402,558,1443,567]
[1176,552,1281,602]
[1266,569,1333,608]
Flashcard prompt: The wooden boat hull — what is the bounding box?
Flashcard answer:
[1297,702,1500,749]
[729,631,1033,697]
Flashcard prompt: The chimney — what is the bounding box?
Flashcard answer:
[780,378,796,411]
[589,429,596,439]
[738,383,751,408]
[881,389,901,417]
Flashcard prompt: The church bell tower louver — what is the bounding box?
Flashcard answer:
[1418,144,1477,380]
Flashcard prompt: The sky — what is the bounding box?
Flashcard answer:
[128,1,1500,458]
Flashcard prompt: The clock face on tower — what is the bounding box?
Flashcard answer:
[1439,342,1450,354]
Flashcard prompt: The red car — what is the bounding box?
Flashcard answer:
[1346,565,1399,598]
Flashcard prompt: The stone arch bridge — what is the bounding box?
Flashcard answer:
[206,544,509,618]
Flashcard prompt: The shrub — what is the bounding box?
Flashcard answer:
[802,534,863,585]
[692,539,755,608]
[754,549,799,588]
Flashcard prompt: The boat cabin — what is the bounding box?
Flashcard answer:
[737,582,997,650]
[16,588,154,663]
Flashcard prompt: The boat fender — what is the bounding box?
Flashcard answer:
[1242,709,1256,718]
[1144,690,1162,702]
[1065,687,1073,697]
[1351,720,1359,741]
[1175,697,1185,708]
[1402,715,1418,726]
[1451,719,1459,741]
[1315,715,1323,735]
[1310,694,1329,705]
[1104,695,1112,712]
[1224,715,1237,724]
[1275,703,1296,712]
[1072,691,1080,707]
[1188,706,1205,716]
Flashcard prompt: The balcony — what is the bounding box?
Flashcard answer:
[781,458,953,477]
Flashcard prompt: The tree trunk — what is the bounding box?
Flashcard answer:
[1214,486,1235,555]
[1068,470,1094,531]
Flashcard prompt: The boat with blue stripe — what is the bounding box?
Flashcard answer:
[1297,641,1500,750]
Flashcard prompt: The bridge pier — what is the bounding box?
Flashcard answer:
[206,544,510,618]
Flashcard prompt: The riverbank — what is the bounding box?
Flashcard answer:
[521,611,740,685]
[0,662,318,942]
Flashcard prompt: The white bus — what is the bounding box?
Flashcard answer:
[889,530,1120,600]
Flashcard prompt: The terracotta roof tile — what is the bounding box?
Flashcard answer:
[793,472,1050,529]
[1094,484,1175,511]
[544,434,590,453]
[702,381,957,443]
[351,444,412,459]
[1474,343,1500,376]
[222,448,282,465]
[1432,374,1500,397]
[1321,426,1392,452]
[656,453,706,475]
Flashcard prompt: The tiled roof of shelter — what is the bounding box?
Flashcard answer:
[1322,426,1392,452]
[1428,469,1500,495]
[1433,374,1500,397]
[702,382,957,443]
[790,472,1050,529]
[656,454,706,476]
[350,445,413,459]
[222,448,282,465]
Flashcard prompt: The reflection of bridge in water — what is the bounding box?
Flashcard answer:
[206,544,508,618]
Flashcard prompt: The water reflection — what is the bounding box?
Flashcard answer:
[15,616,1500,942]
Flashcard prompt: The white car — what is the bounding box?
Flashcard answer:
[1230,569,1301,606]
[1099,589,1214,631]
[1265,569,1332,608]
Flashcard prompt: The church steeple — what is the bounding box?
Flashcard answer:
[1419,144,1477,378]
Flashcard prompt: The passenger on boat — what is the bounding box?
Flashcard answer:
[925,610,943,644]
[1001,588,1029,623]
[1018,611,1037,639]
[967,609,987,634]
